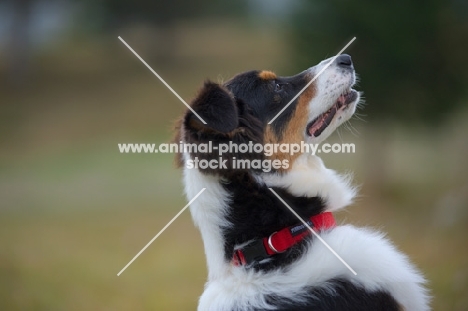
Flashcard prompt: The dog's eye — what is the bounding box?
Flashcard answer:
[275,83,283,92]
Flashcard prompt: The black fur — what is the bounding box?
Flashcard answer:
[183,93,264,176]
[188,82,239,133]
[221,172,326,271]
[262,278,401,311]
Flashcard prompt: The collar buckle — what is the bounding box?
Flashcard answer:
[234,239,269,266]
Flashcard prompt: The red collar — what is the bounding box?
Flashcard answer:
[232,212,336,266]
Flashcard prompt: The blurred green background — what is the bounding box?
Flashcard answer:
[1,0,467,310]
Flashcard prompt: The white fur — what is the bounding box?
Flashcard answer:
[183,152,231,281]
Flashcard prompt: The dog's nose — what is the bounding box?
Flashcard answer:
[336,54,353,68]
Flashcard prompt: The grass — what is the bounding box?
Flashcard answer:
[0,206,206,311]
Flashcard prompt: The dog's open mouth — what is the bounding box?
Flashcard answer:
[306,90,358,137]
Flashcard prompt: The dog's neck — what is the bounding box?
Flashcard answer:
[183,153,356,279]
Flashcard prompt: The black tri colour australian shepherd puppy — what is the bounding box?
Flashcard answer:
[174,54,429,311]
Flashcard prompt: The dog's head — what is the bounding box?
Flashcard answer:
[177,54,360,172]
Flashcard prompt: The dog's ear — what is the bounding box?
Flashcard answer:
[186,81,239,133]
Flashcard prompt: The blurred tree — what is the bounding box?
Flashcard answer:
[94,0,247,28]
[78,0,248,61]
[289,0,468,124]
[5,0,33,86]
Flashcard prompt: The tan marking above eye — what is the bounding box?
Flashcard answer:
[259,70,277,80]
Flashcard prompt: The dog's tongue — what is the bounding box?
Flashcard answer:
[309,104,338,137]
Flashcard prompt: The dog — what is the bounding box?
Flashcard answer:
[174,54,429,310]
